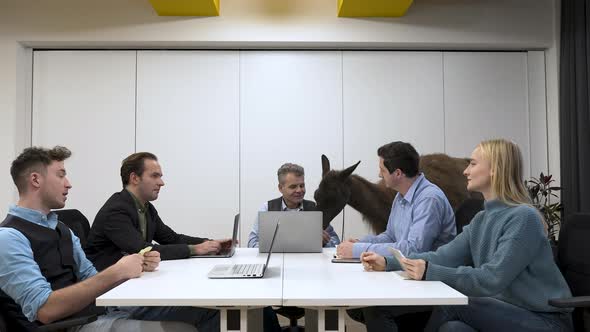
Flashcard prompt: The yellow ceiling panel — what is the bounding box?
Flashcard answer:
[149,0,219,16]
[338,0,414,17]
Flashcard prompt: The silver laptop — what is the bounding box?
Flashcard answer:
[191,214,239,258]
[207,221,280,279]
[258,211,322,253]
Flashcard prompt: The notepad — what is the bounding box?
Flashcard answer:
[387,247,405,266]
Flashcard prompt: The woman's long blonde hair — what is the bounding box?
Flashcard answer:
[477,139,531,206]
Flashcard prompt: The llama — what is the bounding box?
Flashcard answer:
[314,154,478,234]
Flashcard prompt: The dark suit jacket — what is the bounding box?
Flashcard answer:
[85,190,208,271]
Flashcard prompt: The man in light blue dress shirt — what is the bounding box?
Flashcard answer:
[0,146,202,332]
[337,141,456,259]
[339,141,456,332]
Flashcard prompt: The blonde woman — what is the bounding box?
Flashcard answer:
[362,139,573,331]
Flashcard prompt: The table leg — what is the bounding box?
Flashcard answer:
[240,308,248,332]
[338,308,346,332]
[221,309,228,332]
[218,307,261,332]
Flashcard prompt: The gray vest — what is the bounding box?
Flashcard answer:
[267,197,316,211]
[0,215,105,331]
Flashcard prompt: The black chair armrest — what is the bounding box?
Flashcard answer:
[37,315,98,332]
[0,313,7,332]
[549,296,590,308]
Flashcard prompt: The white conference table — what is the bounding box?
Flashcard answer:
[97,248,467,332]
[283,249,467,331]
[96,249,283,331]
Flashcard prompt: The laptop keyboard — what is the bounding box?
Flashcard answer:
[232,264,264,276]
[218,249,230,256]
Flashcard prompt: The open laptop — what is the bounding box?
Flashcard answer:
[259,211,322,253]
[191,214,239,258]
[207,220,279,279]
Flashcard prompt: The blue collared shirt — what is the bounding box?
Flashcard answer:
[0,205,97,322]
[248,199,340,248]
[352,174,456,258]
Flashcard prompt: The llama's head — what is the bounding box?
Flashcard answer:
[314,155,360,224]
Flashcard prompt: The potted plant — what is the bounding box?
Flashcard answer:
[525,172,563,244]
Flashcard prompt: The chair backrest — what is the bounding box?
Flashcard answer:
[0,312,7,332]
[558,213,590,297]
[54,209,91,247]
[454,198,484,234]
[557,213,590,331]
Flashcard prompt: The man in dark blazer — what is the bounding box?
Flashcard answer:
[85,152,226,332]
[86,152,232,271]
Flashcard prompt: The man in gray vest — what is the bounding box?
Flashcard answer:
[248,163,340,332]
[248,162,340,248]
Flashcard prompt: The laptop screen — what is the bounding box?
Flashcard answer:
[262,220,280,274]
[258,211,322,253]
[230,214,239,250]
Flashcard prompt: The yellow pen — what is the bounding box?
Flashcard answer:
[139,246,153,256]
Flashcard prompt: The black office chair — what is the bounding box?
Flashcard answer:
[1,282,99,332]
[549,213,590,331]
[454,198,484,234]
[0,311,98,332]
[276,307,305,331]
[0,314,6,332]
[54,209,91,248]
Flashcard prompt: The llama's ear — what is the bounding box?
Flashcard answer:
[321,154,331,177]
[340,160,360,179]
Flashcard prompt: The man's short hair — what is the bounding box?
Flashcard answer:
[120,152,158,187]
[277,163,305,185]
[377,141,420,177]
[10,146,72,194]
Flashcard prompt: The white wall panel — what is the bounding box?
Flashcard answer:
[342,51,445,239]
[443,52,531,177]
[30,50,546,248]
[240,51,343,246]
[32,51,136,222]
[136,51,240,240]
